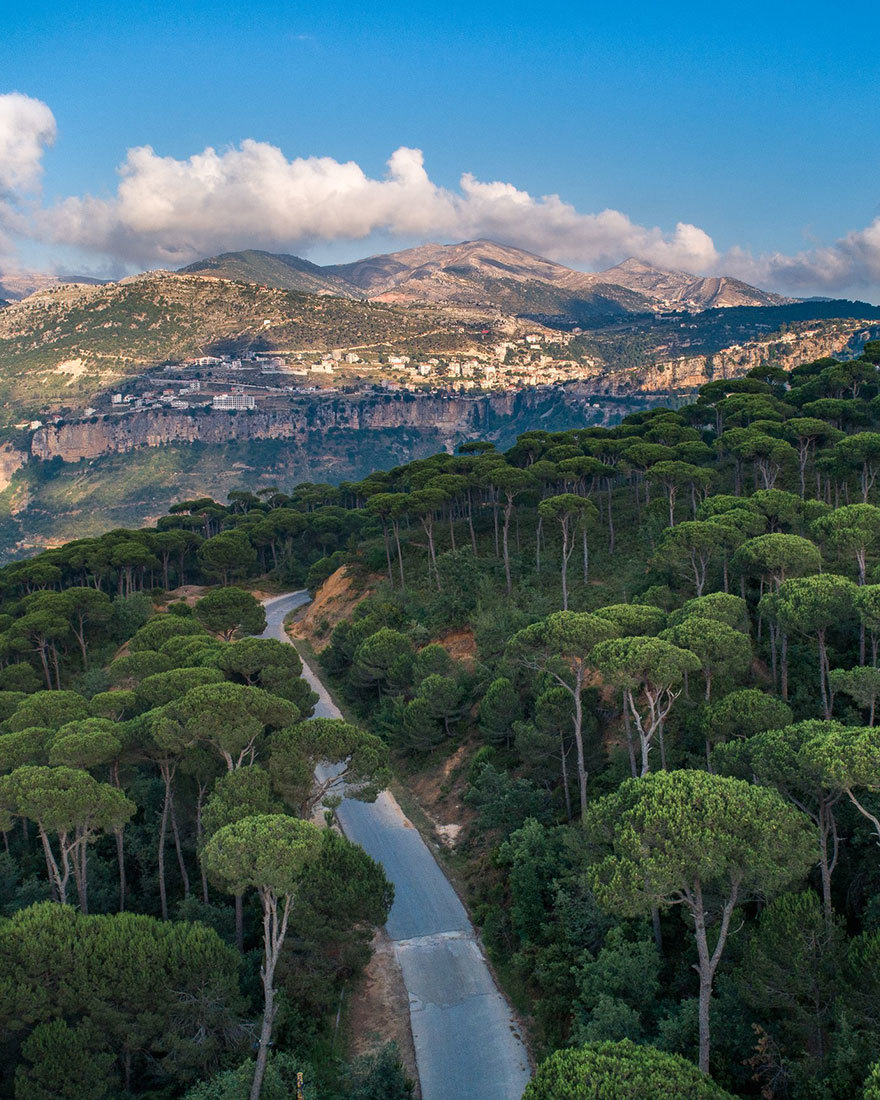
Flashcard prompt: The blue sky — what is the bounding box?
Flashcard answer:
[2,0,880,295]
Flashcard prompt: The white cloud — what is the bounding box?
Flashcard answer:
[722,220,880,297]
[0,92,56,196]
[37,138,721,273]
[0,92,57,265]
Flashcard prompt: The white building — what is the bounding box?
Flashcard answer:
[212,393,255,410]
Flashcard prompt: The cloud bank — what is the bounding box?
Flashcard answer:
[2,91,880,298]
[36,140,720,274]
[0,92,57,264]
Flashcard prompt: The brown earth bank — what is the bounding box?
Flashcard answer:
[289,566,380,651]
[345,934,421,1096]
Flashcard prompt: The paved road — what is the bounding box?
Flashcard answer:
[261,593,532,1100]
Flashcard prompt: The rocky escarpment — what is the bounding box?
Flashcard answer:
[30,387,634,464]
[591,323,877,395]
[0,443,25,492]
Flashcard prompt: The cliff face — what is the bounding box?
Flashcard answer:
[30,388,615,463]
[0,444,25,492]
[578,324,873,395]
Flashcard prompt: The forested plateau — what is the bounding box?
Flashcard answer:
[5,345,880,1097]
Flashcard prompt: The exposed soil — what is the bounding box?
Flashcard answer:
[404,740,479,849]
[434,627,478,668]
[163,584,208,606]
[346,928,421,1097]
[290,567,380,651]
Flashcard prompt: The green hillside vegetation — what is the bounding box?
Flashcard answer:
[5,343,880,1095]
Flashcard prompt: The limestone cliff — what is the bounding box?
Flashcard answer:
[30,388,622,464]
[0,444,25,492]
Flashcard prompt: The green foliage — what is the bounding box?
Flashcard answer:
[703,689,793,750]
[572,926,661,1044]
[5,692,90,733]
[479,676,523,747]
[14,1019,116,1100]
[736,891,843,1084]
[128,615,206,653]
[194,587,266,641]
[523,1040,734,1099]
[587,770,815,918]
[182,1054,312,1100]
[0,903,246,1090]
[202,814,323,898]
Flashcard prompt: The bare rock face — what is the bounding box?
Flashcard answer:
[30,389,581,463]
[191,240,787,315]
[0,443,25,491]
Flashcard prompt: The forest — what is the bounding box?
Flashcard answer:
[4,344,880,1097]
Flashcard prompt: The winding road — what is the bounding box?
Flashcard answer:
[261,593,532,1100]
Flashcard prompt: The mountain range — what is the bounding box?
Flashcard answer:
[180,239,792,319]
[1,240,792,325]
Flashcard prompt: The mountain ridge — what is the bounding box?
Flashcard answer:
[179,238,792,317]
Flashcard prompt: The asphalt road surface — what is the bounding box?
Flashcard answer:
[261,592,532,1100]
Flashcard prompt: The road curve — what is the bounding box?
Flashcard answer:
[261,592,532,1100]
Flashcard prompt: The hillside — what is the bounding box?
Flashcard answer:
[180,249,360,297]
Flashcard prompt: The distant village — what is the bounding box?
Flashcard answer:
[33,331,610,426]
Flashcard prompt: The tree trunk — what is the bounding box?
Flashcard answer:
[697,966,713,1075]
[158,771,171,920]
[622,704,638,778]
[196,784,209,905]
[582,527,589,584]
[250,893,291,1100]
[780,631,789,700]
[818,802,836,932]
[382,523,393,584]
[651,906,664,954]
[115,828,126,911]
[572,668,588,822]
[559,732,572,822]
[691,881,738,1075]
[561,523,570,610]
[467,491,478,555]
[75,837,89,914]
[168,788,191,898]
[606,480,615,553]
[502,498,513,594]
[818,633,831,719]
